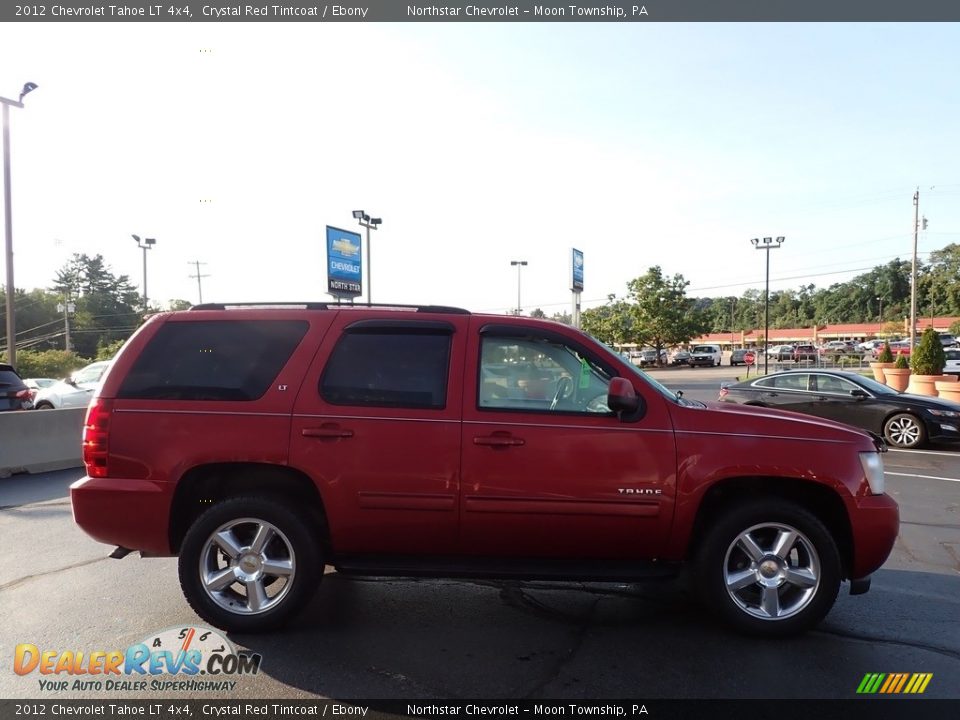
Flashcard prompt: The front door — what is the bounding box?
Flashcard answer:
[459,320,677,561]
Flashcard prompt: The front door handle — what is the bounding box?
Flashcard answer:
[474,433,525,447]
[302,425,354,439]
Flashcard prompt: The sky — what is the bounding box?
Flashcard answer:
[1,21,959,319]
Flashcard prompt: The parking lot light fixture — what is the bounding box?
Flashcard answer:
[354,210,381,304]
[132,234,157,310]
[751,236,785,375]
[510,260,528,315]
[2,81,38,368]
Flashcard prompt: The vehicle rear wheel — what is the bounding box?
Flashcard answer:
[693,500,841,636]
[178,496,321,632]
[35,401,54,409]
[883,413,926,449]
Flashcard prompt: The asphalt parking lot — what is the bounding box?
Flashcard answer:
[1,371,958,703]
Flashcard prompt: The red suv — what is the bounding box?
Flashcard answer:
[71,303,899,636]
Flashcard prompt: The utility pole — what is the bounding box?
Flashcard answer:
[57,293,75,352]
[188,260,210,305]
[910,189,919,351]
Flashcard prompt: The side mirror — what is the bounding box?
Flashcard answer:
[608,377,640,415]
[850,389,868,399]
[65,377,78,387]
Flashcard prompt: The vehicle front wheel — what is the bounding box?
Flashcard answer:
[35,401,54,409]
[693,500,841,636]
[178,496,322,632]
[883,413,926,449]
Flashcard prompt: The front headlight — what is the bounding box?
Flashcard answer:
[926,408,960,418]
[859,452,885,495]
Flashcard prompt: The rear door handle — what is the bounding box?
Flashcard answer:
[474,434,525,447]
[302,426,354,439]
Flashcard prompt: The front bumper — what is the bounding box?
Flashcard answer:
[70,476,175,557]
[847,493,899,579]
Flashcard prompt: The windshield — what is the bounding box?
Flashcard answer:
[692,346,714,354]
[583,331,680,403]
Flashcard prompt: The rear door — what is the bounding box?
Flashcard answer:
[289,313,468,556]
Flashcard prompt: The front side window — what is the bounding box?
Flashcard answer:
[812,375,859,394]
[479,335,612,413]
[321,330,451,409]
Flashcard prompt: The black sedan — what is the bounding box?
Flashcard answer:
[717,369,960,449]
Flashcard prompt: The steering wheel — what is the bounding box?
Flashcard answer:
[550,376,574,411]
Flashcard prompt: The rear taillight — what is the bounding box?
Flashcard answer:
[82,399,112,478]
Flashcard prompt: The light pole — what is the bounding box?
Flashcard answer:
[2,81,38,368]
[510,260,528,315]
[750,236,785,375]
[132,234,156,310]
[910,190,919,351]
[876,296,883,324]
[352,210,381,304]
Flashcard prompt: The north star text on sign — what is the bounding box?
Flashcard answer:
[202,5,323,16]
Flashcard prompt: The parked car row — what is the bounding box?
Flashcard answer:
[0,361,112,412]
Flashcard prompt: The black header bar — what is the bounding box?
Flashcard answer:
[4,1,960,23]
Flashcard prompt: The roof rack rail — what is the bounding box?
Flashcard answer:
[189,302,471,314]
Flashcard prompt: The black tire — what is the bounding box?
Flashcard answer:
[178,496,322,633]
[35,401,54,410]
[693,500,841,636]
[883,413,927,449]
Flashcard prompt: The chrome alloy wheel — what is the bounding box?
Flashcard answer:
[885,415,922,448]
[199,517,296,615]
[723,522,820,621]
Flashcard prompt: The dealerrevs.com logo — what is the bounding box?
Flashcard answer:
[13,626,262,693]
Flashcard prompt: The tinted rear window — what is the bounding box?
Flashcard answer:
[0,369,24,386]
[320,331,451,409]
[117,320,308,401]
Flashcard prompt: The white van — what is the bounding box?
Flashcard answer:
[689,344,722,367]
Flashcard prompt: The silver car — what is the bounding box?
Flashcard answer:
[33,361,112,409]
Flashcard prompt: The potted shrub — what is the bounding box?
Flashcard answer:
[870,341,895,383]
[884,354,911,392]
[907,327,949,396]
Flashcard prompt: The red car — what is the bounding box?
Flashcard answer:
[71,303,898,636]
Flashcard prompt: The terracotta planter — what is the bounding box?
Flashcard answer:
[906,374,950,397]
[883,367,911,392]
[936,379,960,403]
[869,361,895,383]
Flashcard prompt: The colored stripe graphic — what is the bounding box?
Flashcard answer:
[857,673,932,694]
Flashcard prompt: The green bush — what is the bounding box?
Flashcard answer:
[877,341,894,363]
[96,338,126,361]
[895,354,909,370]
[9,350,92,379]
[911,327,947,376]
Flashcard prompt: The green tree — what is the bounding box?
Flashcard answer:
[51,254,141,358]
[529,308,547,319]
[625,267,708,360]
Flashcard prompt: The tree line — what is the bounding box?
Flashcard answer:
[0,253,190,377]
[536,244,960,355]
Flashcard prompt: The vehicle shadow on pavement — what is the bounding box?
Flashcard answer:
[232,568,960,699]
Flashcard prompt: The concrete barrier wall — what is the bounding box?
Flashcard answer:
[0,408,86,478]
